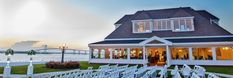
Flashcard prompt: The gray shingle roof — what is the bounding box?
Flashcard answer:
[105,7,232,39]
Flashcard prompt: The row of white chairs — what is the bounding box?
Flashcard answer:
[36,64,220,78]
[140,65,169,78]
[171,64,219,78]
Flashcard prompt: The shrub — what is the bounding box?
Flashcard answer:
[45,61,80,69]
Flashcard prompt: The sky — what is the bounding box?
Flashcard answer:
[0,0,233,50]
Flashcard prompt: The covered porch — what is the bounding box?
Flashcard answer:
[89,36,233,66]
[88,36,172,66]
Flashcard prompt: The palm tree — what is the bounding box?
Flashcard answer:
[27,50,36,61]
[5,48,14,61]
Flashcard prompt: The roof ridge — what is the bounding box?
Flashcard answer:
[138,7,192,12]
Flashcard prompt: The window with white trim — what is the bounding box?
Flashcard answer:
[133,20,151,33]
[172,18,194,31]
[153,19,171,30]
[132,17,194,33]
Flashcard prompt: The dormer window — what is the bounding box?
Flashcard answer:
[132,20,152,33]
[132,17,194,33]
[172,17,194,32]
[153,19,172,31]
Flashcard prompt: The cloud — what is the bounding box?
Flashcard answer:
[0,0,113,49]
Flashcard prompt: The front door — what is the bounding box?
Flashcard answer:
[147,48,166,66]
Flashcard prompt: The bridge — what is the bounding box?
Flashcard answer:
[35,48,89,54]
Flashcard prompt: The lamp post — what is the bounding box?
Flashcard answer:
[59,44,68,63]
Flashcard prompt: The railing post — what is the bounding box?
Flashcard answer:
[3,61,11,78]
[27,60,33,77]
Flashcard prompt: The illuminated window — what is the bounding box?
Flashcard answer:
[171,48,189,60]
[113,48,127,59]
[216,47,233,60]
[133,20,151,33]
[130,48,143,59]
[192,48,212,60]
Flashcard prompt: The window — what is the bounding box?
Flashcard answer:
[91,48,110,59]
[153,20,172,31]
[172,17,194,31]
[130,48,143,59]
[216,47,233,60]
[171,48,189,60]
[192,48,212,60]
[132,17,194,33]
[113,48,128,59]
[133,20,151,33]
[92,49,99,58]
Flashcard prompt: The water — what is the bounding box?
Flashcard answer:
[0,53,89,62]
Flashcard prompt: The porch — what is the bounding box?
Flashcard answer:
[89,36,233,66]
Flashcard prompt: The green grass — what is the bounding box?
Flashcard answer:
[0,61,102,74]
[1,62,233,75]
[204,66,233,75]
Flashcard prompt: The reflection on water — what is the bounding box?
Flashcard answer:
[0,53,89,62]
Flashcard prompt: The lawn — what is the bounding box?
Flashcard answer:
[0,61,102,74]
[1,62,233,75]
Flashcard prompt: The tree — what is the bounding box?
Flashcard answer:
[5,48,14,61]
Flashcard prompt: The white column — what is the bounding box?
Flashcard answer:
[98,49,101,59]
[127,48,130,61]
[89,48,92,62]
[143,46,146,60]
[166,45,171,66]
[189,47,193,61]
[110,48,113,60]
[212,47,217,60]
[143,46,147,65]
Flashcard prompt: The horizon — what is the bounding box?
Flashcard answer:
[0,0,233,49]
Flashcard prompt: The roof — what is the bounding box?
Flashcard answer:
[115,15,133,24]
[166,37,233,43]
[196,10,219,20]
[90,40,144,44]
[105,7,232,39]
[90,36,233,45]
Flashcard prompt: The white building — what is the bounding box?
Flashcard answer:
[88,7,233,66]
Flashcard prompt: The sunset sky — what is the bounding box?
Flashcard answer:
[0,0,233,50]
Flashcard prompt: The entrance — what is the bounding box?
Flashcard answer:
[147,48,166,66]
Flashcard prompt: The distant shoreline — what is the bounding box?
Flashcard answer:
[0,51,89,54]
